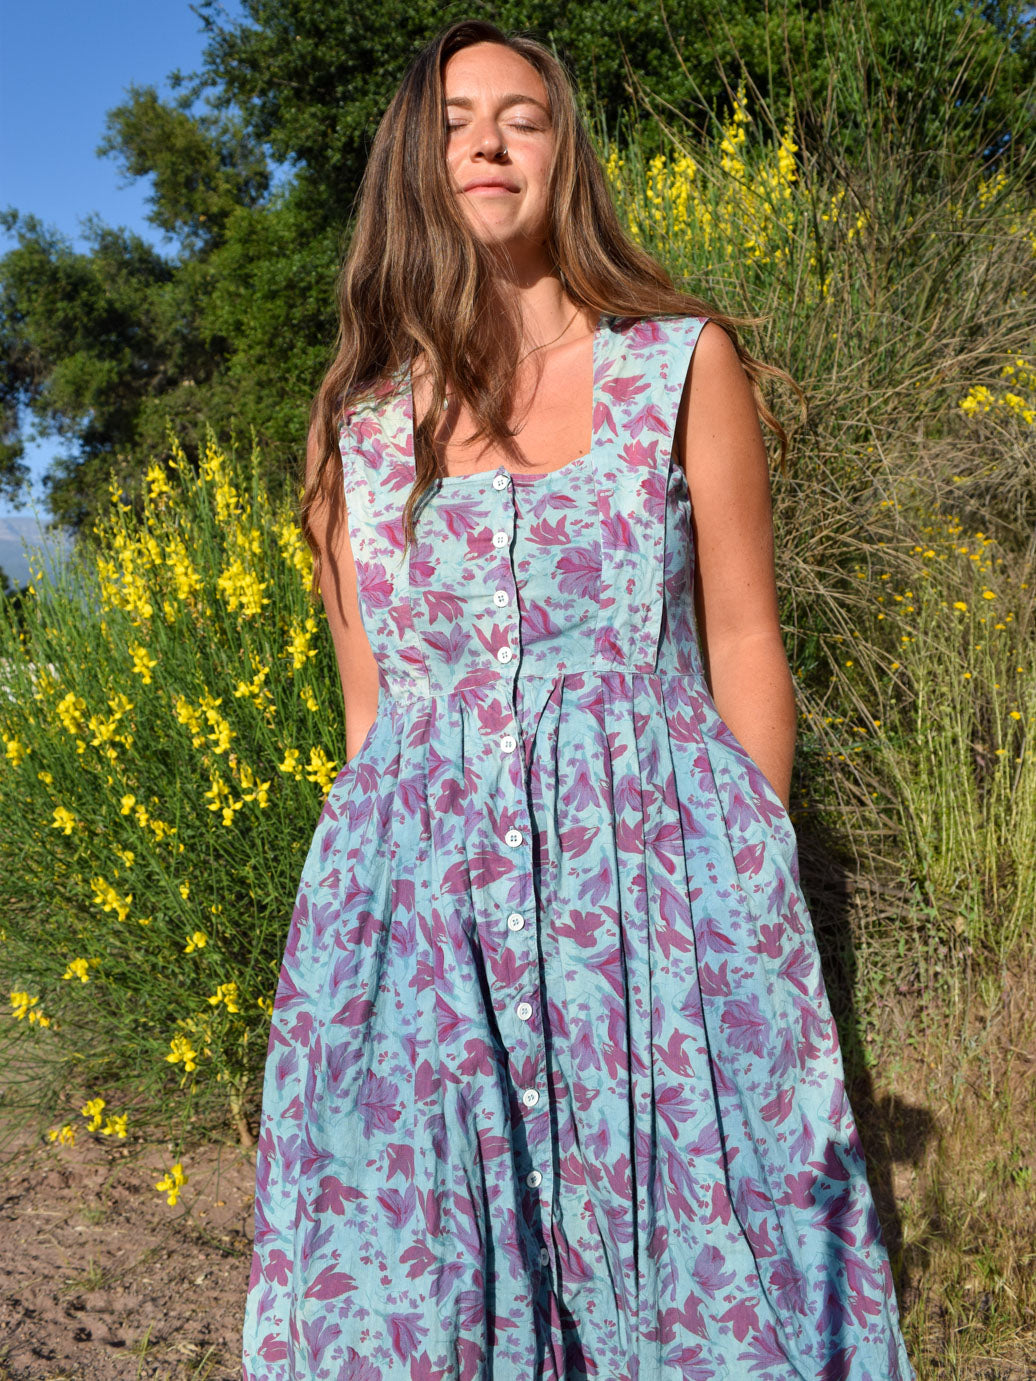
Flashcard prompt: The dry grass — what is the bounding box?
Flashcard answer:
[813,870,1036,1378]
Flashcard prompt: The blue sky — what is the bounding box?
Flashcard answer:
[0,0,244,519]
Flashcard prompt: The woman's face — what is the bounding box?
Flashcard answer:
[442,42,554,269]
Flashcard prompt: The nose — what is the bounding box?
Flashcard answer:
[470,120,508,161]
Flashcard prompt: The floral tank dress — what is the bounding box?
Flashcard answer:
[241,312,915,1381]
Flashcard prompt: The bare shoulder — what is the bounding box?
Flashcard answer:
[678,320,757,437]
[675,319,767,493]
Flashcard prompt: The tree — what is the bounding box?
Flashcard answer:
[98,84,270,252]
[1,0,1032,530]
[191,0,1035,229]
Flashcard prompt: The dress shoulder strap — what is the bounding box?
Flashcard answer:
[592,313,710,472]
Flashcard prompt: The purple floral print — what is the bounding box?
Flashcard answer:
[241,313,915,1380]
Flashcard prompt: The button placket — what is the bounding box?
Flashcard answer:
[485,467,553,1244]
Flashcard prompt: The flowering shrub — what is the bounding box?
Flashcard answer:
[0,432,347,1175]
[1,88,1033,1223]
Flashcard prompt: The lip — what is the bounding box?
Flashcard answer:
[462,178,519,193]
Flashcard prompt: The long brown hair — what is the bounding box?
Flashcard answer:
[303,18,804,588]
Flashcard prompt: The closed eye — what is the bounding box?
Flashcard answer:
[445,121,541,131]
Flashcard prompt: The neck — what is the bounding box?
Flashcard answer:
[484,265,596,354]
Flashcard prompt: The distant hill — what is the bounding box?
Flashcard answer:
[0,516,73,590]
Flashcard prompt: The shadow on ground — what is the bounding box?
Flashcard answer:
[798,824,939,1301]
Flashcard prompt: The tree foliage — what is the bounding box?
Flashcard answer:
[98,85,270,251]
[191,0,1035,226]
[1,0,1032,531]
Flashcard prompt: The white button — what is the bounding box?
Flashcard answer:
[521,1087,539,1108]
[492,589,509,607]
[500,734,517,752]
[539,1247,550,1265]
[507,913,526,931]
[526,1169,542,1188]
[496,646,513,664]
[516,1001,533,1021]
[505,828,524,848]
[492,530,508,548]
[492,474,509,491]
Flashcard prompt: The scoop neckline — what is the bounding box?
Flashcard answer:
[407,312,605,486]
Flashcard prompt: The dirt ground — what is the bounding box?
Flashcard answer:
[1,940,1033,1381]
[0,1119,254,1380]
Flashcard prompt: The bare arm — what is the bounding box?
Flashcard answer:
[675,322,797,809]
[304,422,381,763]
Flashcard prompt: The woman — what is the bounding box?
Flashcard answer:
[242,19,915,1381]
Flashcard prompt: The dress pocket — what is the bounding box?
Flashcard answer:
[695,688,793,833]
[326,715,382,811]
[717,715,795,836]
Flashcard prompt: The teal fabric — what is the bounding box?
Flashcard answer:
[242,312,915,1380]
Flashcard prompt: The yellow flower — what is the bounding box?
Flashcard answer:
[154,1160,188,1207]
[177,690,235,755]
[981,589,996,600]
[305,746,338,795]
[90,875,133,922]
[274,516,313,583]
[285,614,319,670]
[953,601,968,612]
[48,1123,77,1147]
[216,556,269,618]
[165,1033,198,1072]
[167,537,201,604]
[204,771,241,825]
[56,692,87,736]
[173,696,205,746]
[129,642,158,684]
[237,760,272,808]
[51,806,77,835]
[62,957,95,983]
[10,990,43,1021]
[233,664,271,708]
[179,880,190,900]
[207,981,241,1014]
[2,734,27,766]
[81,1097,106,1131]
[101,1113,129,1138]
[145,462,172,500]
[184,930,207,952]
[120,793,136,815]
[278,747,302,776]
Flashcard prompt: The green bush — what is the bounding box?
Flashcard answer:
[0,434,345,1185]
[1,63,1033,1231]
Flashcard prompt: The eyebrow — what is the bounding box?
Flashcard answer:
[444,92,550,117]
